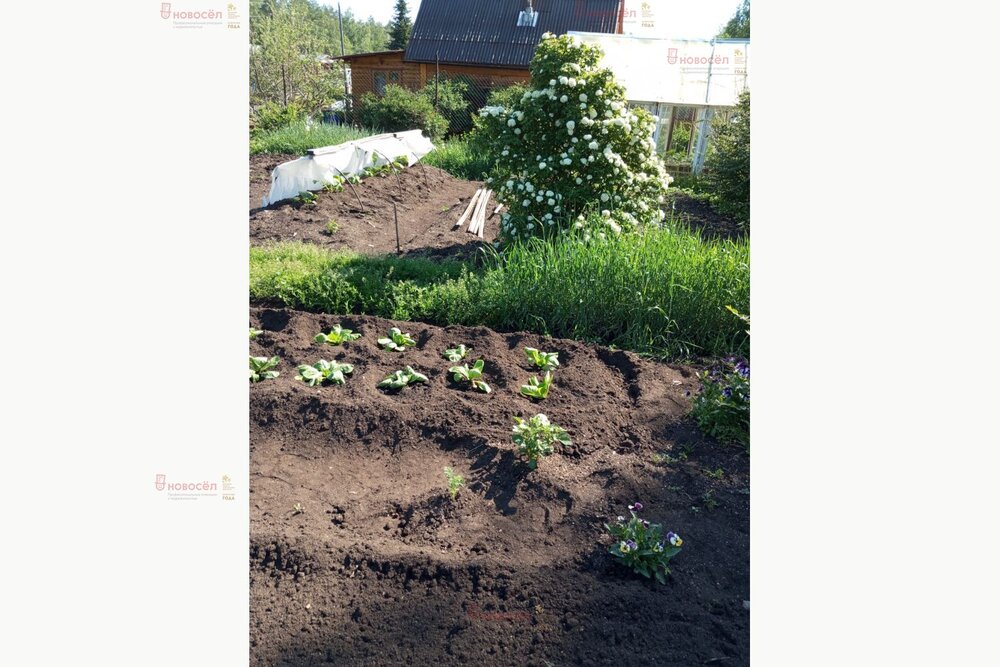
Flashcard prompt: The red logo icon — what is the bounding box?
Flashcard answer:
[160,3,172,19]
[667,48,678,65]
[155,474,166,491]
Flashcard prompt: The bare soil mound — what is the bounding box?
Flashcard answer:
[250,155,496,260]
[250,307,749,666]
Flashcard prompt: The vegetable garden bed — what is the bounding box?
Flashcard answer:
[249,307,749,665]
[250,155,496,260]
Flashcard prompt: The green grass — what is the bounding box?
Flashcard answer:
[421,138,492,181]
[250,122,376,155]
[249,221,749,358]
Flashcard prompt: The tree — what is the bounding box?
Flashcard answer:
[483,34,671,243]
[703,90,750,226]
[249,0,343,113]
[387,0,413,50]
[718,0,750,39]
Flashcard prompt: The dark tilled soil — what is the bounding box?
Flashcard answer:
[250,307,749,666]
[250,154,497,260]
[665,190,745,241]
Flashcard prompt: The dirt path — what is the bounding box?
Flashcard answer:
[250,307,749,665]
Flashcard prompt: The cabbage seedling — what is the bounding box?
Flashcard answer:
[520,371,553,399]
[378,327,416,351]
[525,347,559,372]
[443,467,465,500]
[250,356,280,382]
[295,190,317,207]
[378,366,428,389]
[249,327,263,340]
[449,359,491,393]
[314,324,361,345]
[295,360,354,386]
[511,413,571,469]
[443,344,469,362]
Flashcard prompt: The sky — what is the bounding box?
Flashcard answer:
[322,0,743,40]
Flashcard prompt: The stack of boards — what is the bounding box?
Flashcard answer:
[454,188,503,238]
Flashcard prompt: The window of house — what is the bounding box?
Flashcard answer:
[374,71,400,95]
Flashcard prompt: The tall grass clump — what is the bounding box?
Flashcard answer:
[250,122,375,155]
[250,220,748,358]
[422,138,492,181]
[249,243,476,323]
[477,222,748,357]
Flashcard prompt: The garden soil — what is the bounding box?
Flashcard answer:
[250,307,749,666]
[250,154,497,260]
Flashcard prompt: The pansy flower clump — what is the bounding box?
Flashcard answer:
[691,357,750,447]
[606,503,682,584]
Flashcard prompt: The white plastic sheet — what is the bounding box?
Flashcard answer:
[262,129,435,207]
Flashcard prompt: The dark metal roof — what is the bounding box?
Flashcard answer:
[335,50,405,61]
[404,0,621,69]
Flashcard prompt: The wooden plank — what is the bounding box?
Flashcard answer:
[468,189,486,235]
[454,188,481,229]
[470,189,491,235]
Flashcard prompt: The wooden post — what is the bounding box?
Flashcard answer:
[338,2,349,124]
[434,51,440,111]
[393,202,401,254]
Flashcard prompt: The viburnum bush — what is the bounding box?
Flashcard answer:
[479,33,671,243]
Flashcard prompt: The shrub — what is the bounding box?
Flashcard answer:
[419,78,471,135]
[606,503,682,584]
[691,357,750,447]
[703,90,750,226]
[251,101,306,136]
[250,122,374,155]
[479,33,671,243]
[358,84,448,140]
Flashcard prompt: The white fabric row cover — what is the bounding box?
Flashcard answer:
[568,32,750,107]
[262,130,435,207]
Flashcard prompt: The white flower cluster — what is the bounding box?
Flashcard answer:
[483,33,670,243]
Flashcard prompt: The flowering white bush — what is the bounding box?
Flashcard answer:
[480,33,672,243]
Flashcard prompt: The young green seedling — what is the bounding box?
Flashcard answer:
[249,356,280,382]
[520,371,553,400]
[295,190,317,207]
[295,360,354,386]
[314,324,361,345]
[524,347,559,372]
[378,366,428,389]
[511,413,571,470]
[443,467,465,500]
[449,359,491,393]
[378,327,416,352]
[442,344,469,362]
[249,327,263,340]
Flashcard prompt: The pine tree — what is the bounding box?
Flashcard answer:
[718,0,750,39]
[387,0,412,50]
